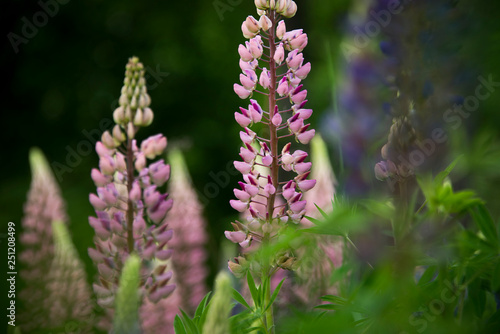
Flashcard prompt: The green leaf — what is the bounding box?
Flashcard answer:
[314,304,340,311]
[470,204,499,248]
[232,289,251,309]
[492,260,500,292]
[320,295,348,305]
[194,291,212,323]
[247,271,260,306]
[469,279,486,318]
[174,315,187,334]
[417,266,437,287]
[264,278,285,312]
[435,155,463,185]
[180,309,199,334]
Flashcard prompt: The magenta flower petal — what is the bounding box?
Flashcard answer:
[298,179,316,192]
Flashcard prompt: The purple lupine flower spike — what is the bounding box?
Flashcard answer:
[88,57,174,331]
[226,0,315,278]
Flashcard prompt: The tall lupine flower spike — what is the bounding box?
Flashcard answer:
[45,221,94,333]
[140,149,208,334]
[88,57,175,330]
[19,148,68,332]
[228,1,315,331]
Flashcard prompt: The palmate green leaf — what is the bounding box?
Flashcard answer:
[174,315,188,334]
[469,204,499,248]
[232,288,251,309]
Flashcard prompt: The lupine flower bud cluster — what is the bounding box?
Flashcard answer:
[227,0,316,274]
[375,115,417,182]
[88,57,174,329]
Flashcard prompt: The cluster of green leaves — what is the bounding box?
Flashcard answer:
[230,272,285,334]
[277,158,500,333]
[174,292,212,334]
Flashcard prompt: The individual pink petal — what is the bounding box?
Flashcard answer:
[230,199,248,212]
[294,62,311,79]
[91,168,110,187]
[242,21,257,39]
[296,108,313,119]
[290,200,307,213]
[90,193,107,210]
[259,67,270,89]
[240,73,257,91]
[289,118,304,134]
[239,147,256,163]
[238,44,253,62]
[291,89,307,104]
[235,112,252,127]
[225,231,247,243]
[234,84,252,99]
[245,15,260,33]
[276,20,286,39]
[272,113,282,126]
[286,49,303,70]
[297,129,315,144]
[155,249,173,261]
[277,78,289,96]
[234,161,252,175]
[262,155,273,166]
[274,43,285,65]
[298,179,316,192]
[234,189,251,202]
[294,162,312,174]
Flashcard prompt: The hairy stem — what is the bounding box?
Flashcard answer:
[126,138,135,253]
[264,10,277,334]
[267,10,278,225]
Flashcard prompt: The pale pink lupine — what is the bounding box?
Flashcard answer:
[88,57,174,330]
[299,135,342,304]
[227,0,316,270]
[140,287,182,334]
[19,148,92,332]
[164,149,208,312]
[227,2,315,330]
[44,221,94,333]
